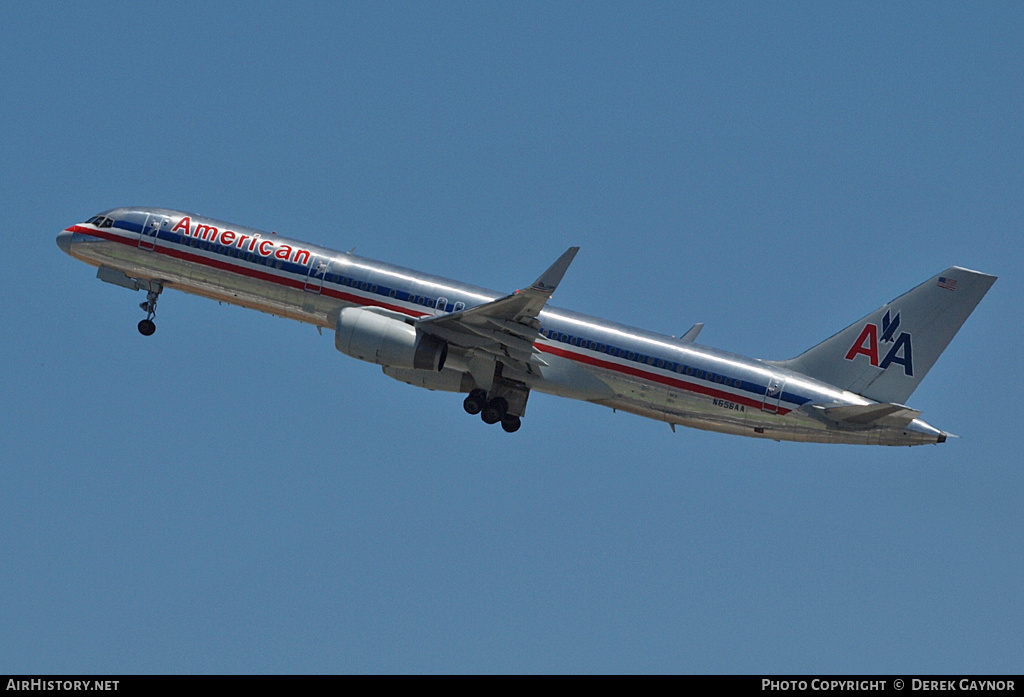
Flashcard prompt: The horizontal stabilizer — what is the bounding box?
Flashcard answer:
[808,403,922,428]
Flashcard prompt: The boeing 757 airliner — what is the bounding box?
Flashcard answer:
[57,208,995,444]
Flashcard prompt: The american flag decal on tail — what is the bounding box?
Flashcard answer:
[937,277,957,291]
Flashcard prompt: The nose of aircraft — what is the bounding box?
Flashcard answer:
[56,229,73,255]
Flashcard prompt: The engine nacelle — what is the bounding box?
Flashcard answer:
[335,307,447,371]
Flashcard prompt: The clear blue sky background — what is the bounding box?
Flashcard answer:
[2,1,1021,674]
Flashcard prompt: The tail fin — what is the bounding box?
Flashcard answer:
[777,267,996,404]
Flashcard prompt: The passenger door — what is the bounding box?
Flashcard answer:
[138,214,168,251]
[305,256,330,293]
[762,376,786,413]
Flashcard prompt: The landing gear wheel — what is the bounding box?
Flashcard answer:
[481,397,508,425]
[501,415,521,433]
[137,284,162,336]
[463,389,487,416]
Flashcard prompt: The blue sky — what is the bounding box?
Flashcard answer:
[2,1,1021,673]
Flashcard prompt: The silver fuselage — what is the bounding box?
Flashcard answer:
[58,208,947,445]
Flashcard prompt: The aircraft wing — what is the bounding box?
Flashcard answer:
[415,247,579,374]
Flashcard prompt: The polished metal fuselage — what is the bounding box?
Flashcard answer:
[60,207,946,445]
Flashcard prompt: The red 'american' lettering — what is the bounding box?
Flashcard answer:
[172,216,311,265]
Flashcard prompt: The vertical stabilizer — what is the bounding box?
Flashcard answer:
[778,267,996,404]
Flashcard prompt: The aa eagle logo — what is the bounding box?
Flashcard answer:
[844,310,914,377]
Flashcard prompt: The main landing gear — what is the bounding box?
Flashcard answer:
[137,285,162,336]
[463,388,524,433]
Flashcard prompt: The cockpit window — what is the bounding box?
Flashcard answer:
[87,215,114,227]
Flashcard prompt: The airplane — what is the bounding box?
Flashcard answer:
[57,208,996,445]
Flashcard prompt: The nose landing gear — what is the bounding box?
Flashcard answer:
[137,283,162,336]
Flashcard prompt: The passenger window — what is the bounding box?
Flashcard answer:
[454,302,465,312]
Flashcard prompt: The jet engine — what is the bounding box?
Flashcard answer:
[335,307,447,371]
